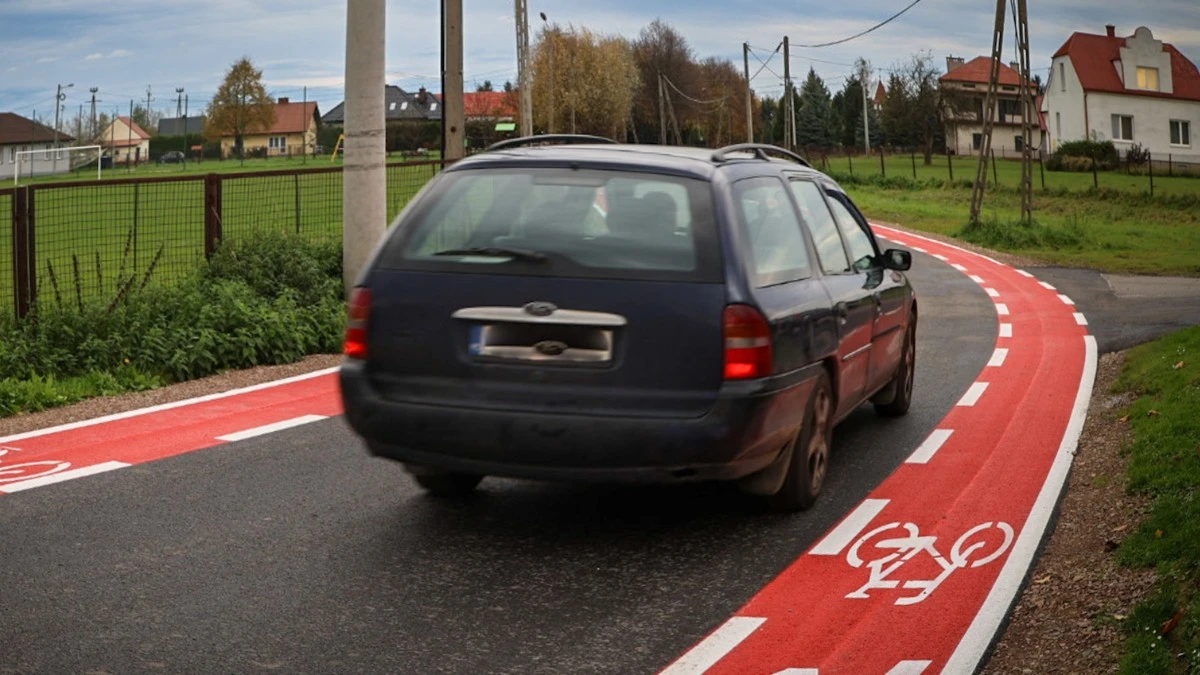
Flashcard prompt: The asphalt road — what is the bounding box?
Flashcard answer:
[1028,268,1200,353]
[0,253,995,675]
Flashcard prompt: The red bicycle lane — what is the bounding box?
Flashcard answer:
[0,368,342,494]
[661,227,1096,675]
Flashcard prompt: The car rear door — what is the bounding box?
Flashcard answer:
[361,165,728,419]
[786,177,876,416]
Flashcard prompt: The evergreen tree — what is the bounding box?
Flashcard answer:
[795,68,833,150]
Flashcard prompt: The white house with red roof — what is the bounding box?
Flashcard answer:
[1043,25,1199,160]
[98,116,152,165]
[940,56,1045,157]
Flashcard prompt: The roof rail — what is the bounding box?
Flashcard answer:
[486,134,619,152]
[711,143,811,167]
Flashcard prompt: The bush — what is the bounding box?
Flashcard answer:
[1048,139,1119,171]
[0,233,345,417]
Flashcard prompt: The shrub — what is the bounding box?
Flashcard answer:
[1048,139,1119,171]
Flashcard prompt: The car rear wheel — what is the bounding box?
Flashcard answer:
[409,469,483,497]
[767,371,833,512]
[874,319,916,418]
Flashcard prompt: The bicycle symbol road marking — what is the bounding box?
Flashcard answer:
[845,520,1014,606]
[0,446,72,484]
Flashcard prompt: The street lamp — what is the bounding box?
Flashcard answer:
[541,12,554,134]
[53,83,73,175]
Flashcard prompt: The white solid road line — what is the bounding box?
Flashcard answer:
[809,498,890,556]
[906,429,954,465]
[952,264,968,272]
[1074,312,1089,326]
[0,367,340,445]
[658,616,766,675]
[1058,294,1076,306]
[216,415,328,442]
[999,323,1013,338]
[987,348,1009,367]
[985,288,1001,297]
[969,274,986,284]
[957,382,989,407]
[943,336,1098,674]
[995,303,1010,316]
[884,661,934,675]
[0,461,130,493]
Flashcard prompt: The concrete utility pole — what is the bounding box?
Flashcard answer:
[541,14,554,134]
[443,0,465,160]
[859,60,872,154]
[514,0,532,137]
[743,43,753,143]
[88,87,98,139]
[968,0,1008,225]
[658,72,667,145]
[782,37,791,150]
[145,86,154,127]
[52,83,72,174]
[176,88,184,120]
[343,0,387,296]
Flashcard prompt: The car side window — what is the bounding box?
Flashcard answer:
[825,192,879,272]
[733,176,811,287]
[788,180,851,275]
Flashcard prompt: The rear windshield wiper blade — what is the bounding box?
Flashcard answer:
[432,246,548,262]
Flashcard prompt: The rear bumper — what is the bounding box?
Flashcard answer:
[339,359,822,483]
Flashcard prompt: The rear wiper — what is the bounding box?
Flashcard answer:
[432,246,548,262]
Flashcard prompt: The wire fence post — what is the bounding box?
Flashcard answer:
[990,149,999,187]
[294,173,302,234]
[1092,150,1099,189]
[12,186,33,320]
[947,150,954,183]
[204,173,223,260]
[1039,153,1045,190]
[133,182,139,271]
[1169,153,1173,177]
[911,150,917,179]
[848,153,854,177]
[879,147,886,178]
[1148,151,1154,197]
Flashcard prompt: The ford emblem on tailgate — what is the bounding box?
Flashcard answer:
[533,340,569,356]
[524,301,557,317]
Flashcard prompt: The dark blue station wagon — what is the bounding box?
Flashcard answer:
[340,137,917,511]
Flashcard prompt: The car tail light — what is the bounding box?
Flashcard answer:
[343,287,371,359]
[723,304,772,380]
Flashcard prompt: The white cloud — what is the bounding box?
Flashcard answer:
[108,49,132,58]
[85,53,103,61]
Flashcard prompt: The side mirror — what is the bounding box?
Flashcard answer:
[883,248,912,271]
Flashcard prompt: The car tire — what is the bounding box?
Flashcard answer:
[874,319,916,418]
[767,371,833,513]
[411,471,483,497]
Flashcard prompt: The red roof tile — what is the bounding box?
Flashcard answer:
[432,92,518,117]
[1053,30,1200,102]
[259,101,319,135]
[940,56,1027,86]
[0,112,75,145]
[117,116,152,140]
[873,82,886,105]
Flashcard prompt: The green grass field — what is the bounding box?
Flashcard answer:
[1,161,440,319]
[817,153,1200,198]
[843,181,1200,276]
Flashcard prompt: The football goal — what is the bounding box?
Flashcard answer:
[14,145,103,185]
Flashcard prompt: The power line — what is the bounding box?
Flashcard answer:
[747,42,783,82]
[661,74,729,106]
[790,0,927,49]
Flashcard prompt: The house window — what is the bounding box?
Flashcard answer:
[400,101,409,111]
[1171,120,1192,147]
[389,102,396,111]
[1136,67,1159,91]
[268,136,288,150]
[972,133,983,150]
[1015,135,1025,151]
[1055,112,1061,136]
[1059,63,1066,91]
[1111,114,1134,141]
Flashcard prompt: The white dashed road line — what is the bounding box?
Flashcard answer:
[906,429,954,465]
[987,348,1009,367]
[216,415,328,442]
[1058,294,1076,306]
[659,617,767,675]
[999,323,1013,338]
[995,303,1010,316]
[810,499,891,556]
[957,382,989,407]
[1074,312,1088,326]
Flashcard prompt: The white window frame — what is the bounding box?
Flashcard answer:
[1059,62,1066,92]
[1111,114,1134,142]
[1170,119,1191,147]
[1055,112,1061,137]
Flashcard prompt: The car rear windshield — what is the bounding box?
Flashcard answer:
[378,166,722,282]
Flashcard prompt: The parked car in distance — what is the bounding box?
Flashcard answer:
[340,136,917,511]
[158,151,185,164]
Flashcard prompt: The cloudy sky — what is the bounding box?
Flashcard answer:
[1,0,1197,126]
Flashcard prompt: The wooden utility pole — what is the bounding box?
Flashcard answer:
[969,0,1007,225]
[1014,0,1034,224]
[659,72,667,145]
[743,42,754,143]
[782,36,791,150]
[443,0,465,160]
[859,59,872,155]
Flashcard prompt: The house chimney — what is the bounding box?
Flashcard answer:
[1010,61,1020,72]
[278,97,290,104]
[1106,25,1116,37]
[417,87,427,104]
[946,55,965,73]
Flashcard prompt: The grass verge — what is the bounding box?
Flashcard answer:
[837,177,1200,276]
[1111,326,1200,673]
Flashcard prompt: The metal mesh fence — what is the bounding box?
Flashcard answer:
[29,178,206,312]
[1,160,446,319]
[0,189,12,321]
